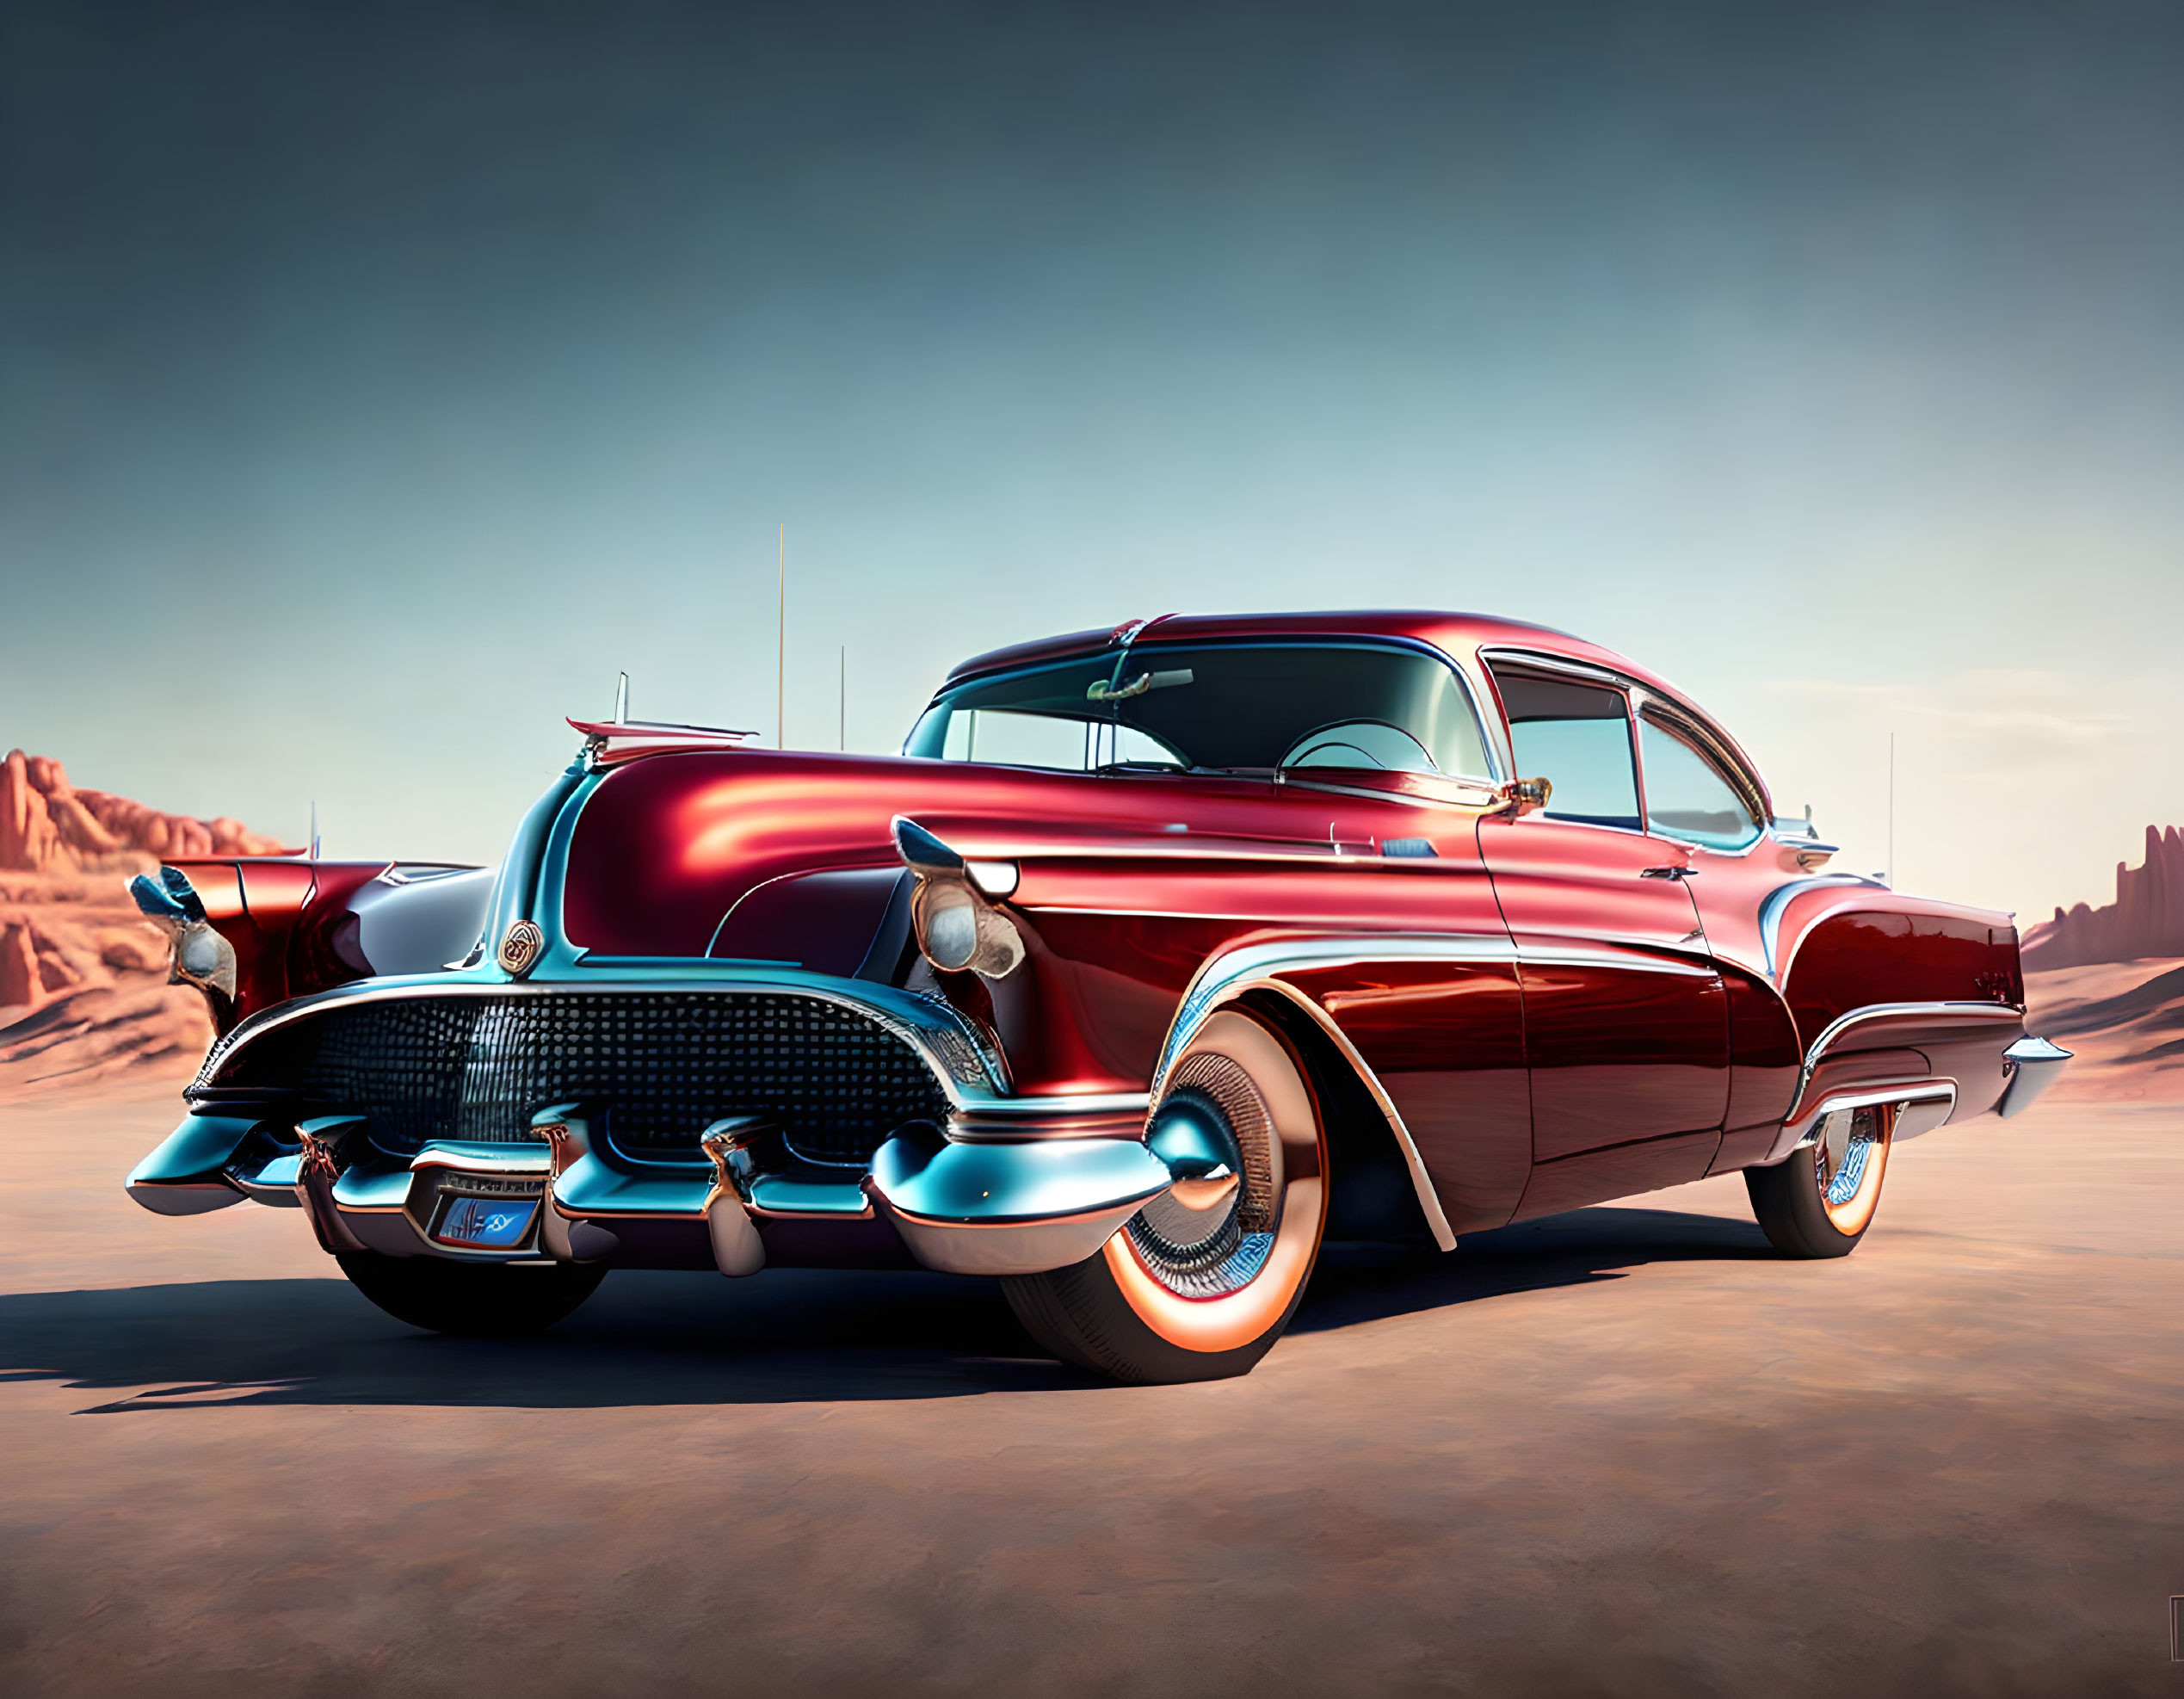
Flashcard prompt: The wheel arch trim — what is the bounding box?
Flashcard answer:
[1151,935,1487,1254]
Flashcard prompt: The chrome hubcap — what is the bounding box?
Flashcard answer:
[1130,1056,1280,1298]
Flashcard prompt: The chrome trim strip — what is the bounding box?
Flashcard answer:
[1515,945,1718,978]
[409,1140,553,1177]
[1758,874,1890,980]
[1791,999,2021,1114]
[920,633,1505,785]
[1155,935,1520,1088]
[1770,1081,1958,1163]
[950,1092,1152,1119]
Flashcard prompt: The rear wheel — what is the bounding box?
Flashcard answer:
[336,1250,608,1338]
[1745,1103,1892,1258]
[1003,1010,1328,1383]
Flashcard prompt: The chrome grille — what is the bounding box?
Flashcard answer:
[198,991,951,1166]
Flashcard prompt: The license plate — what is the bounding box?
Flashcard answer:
[435,1195,539,1249]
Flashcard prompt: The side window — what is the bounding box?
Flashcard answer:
[1492,671,1641,831]
[1638,717,1762,850]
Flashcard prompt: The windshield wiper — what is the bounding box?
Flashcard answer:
[1085,667,1194,703]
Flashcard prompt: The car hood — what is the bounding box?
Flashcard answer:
[558,747,1305,963]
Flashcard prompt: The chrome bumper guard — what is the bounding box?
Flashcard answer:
[865,1121,1173,1276]
[1996,1035,2072,1119]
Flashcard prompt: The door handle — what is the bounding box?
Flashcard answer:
[1640,866,1695,880]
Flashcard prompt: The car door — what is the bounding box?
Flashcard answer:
[1477,664,1730,1206]
[1632,703,1806,1156]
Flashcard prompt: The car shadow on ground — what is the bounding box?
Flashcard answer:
[0,1205,1774,1412]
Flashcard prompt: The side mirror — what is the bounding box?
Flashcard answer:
[1499,777,1552,817]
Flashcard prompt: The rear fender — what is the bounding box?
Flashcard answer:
[138,859,489,1033]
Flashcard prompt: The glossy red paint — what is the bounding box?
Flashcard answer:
[162,609,2044,1276]
[543,610,2037,1221]
[167,857,401,1029]
[1476,812,1730,1159]
[1284,957,1531,1234]
[1781,901,2021,1044]
[1513,1128,1721,1220]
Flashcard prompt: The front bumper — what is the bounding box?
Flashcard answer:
[128,1090,1175,1281]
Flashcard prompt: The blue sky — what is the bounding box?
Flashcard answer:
[4,2,2181,917]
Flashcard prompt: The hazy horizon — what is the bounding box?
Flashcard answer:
[6,2,2181,921]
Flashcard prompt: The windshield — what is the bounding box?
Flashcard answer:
[904,641,1495,779]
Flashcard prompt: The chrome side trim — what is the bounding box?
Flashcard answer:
[1997,1035,2072,1120]
[1476,646,1626,688]
[1758,874,1891,980]
[1155,935,1517,1089]
[1778,1082,1958,1157]
[1153,935,1484,1253]
[1797,1000,2021,1090]
[1516,945,1718,978]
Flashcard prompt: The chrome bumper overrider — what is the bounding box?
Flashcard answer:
[865,1121,1172,1276]
[1997,1035,2072,1118]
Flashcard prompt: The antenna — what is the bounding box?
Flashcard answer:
[1886,731,1896,887]
[614,671,629,725]
[310,801,320,862]
[777,524,787,749]
[839,645,846,752]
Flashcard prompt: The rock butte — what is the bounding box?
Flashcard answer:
[1,752,294,1086]
[2021,824,2184,969]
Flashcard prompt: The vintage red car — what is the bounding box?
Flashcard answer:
[126,611,2069,1381]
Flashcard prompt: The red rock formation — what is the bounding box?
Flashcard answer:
[1,757,296,1070]
[0,750,294,872]
[2021,825,2184,969]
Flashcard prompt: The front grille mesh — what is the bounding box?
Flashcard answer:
[200,992,951,1166]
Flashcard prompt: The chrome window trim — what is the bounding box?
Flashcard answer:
[1629,696,1768,853]
[906,634,1505,786]
[1479,646,1774,838]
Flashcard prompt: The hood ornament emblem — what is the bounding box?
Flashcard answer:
[497,918,545,978]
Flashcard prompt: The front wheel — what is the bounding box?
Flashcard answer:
[336,1250,608,1338]
[1744,1102,1892,1259]
[1003,1010,1328,1383]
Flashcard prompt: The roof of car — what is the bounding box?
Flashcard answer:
[943,609,1684,700]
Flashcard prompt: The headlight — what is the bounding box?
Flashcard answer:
[895,819,1027,979]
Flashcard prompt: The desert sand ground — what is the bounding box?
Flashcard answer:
[2,1071,2180,1697]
